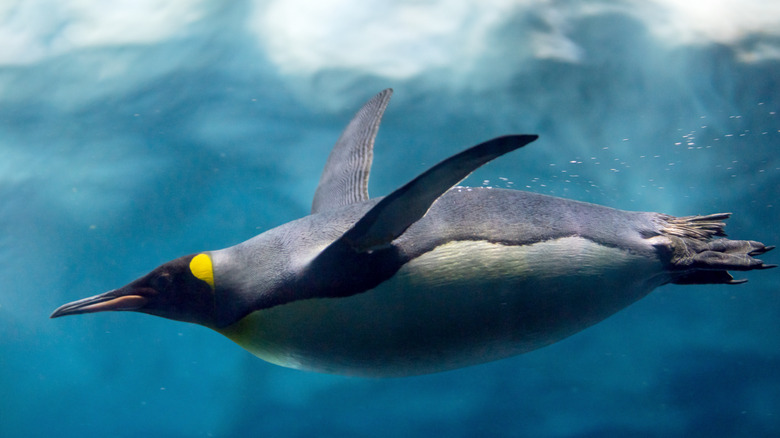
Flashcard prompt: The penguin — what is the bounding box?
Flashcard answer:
[51,89,775,377]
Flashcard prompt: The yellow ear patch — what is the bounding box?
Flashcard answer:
[190,253,215,290]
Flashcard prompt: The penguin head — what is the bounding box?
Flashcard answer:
[50,253,219,328]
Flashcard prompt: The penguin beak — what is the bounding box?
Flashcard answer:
[50,288,149,318]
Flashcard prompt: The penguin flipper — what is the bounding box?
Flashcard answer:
[340,134,539,253]
[311,89,394,214]
[291,134,538,306]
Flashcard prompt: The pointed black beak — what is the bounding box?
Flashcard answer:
[50,289,149,318]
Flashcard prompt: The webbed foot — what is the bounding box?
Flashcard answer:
[658,214,775,285]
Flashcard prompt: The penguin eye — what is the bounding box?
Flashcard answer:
[151,272,173,291]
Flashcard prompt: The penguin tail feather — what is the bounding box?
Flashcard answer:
[660,213,730,240]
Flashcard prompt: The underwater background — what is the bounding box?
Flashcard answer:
[1,1,779,437]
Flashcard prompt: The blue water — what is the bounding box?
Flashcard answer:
[2,2,779,437]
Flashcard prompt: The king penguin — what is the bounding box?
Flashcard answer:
[51,89,775,377]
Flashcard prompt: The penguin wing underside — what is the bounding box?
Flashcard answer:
[326,134,538,254]
[311,89,393,214]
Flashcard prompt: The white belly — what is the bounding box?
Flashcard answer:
[218,237,668,376]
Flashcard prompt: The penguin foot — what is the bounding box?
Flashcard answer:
[666,236,775,285]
